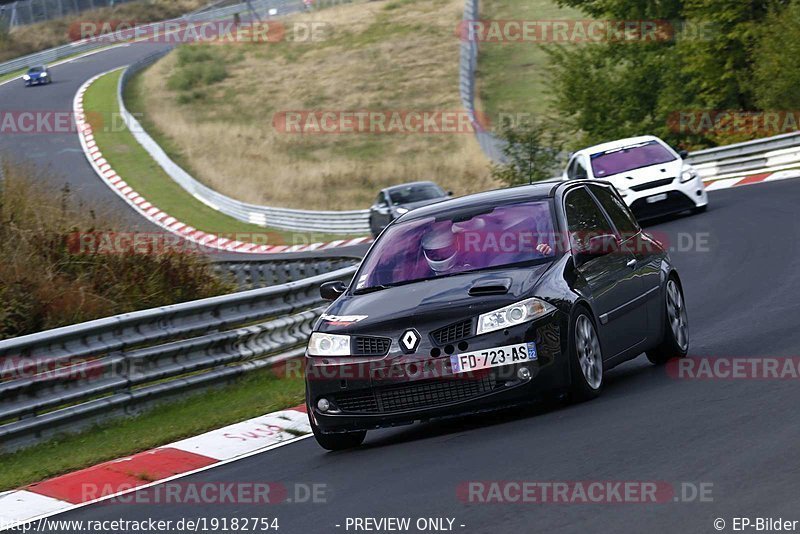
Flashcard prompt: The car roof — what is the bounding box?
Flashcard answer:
[402,182,561,221]
[574,135,663,157]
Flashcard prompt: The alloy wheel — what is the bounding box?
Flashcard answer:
[666,279,689,351]
[575,315,603,390]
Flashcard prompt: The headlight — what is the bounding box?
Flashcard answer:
[308,332,351,356]
[680,169,697,183]
[477,298,557,335]
[395,207,409,215]
[40,72,48,77]
[23,75,30,80]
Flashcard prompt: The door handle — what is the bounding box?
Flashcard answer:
[626,258,637,269]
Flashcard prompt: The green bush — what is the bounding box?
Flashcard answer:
[167,45,230,95]
[548,0,795,149]
[752,1,800,111]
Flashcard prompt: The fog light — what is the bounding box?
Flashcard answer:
[317,398,330,412]
[517,367,531,380]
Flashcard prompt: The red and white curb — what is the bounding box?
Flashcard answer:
[74,72,371,255]
[0,406,311,528]
[702,168,800,191]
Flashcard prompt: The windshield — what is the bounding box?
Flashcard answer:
[388,183,444,205]
[590,140,676,177]
[28,66,45,73]
[354,200,556,291]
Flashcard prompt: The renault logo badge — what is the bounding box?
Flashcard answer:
[400,329,420,353]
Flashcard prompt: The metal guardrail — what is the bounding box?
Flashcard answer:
[685,132,800,181]
[0,265,357,452]
[459,0,506,163]
[0,0,291,77]
[119,51,372,235]
[214,257,359,289]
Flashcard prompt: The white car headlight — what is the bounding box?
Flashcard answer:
[40,72,48,77]
[23,75,30,80]
[308,332,351,356]
[477,298,557,335]
[680,169,697,183]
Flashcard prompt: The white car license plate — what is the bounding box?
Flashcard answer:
[450,342,537,374]
[646,193,668,203]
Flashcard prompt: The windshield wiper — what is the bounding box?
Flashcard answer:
[352,285,390,295]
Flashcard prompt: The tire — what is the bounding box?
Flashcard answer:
[310,416,366,451]
[368,214,380,238]
[568,309,603,402]
[646,276,689,365]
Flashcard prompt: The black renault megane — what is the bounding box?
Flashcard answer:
[305,180,689,450]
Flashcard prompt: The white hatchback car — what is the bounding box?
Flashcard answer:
[563,135,708,220]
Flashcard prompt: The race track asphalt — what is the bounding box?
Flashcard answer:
[46,178,800,533]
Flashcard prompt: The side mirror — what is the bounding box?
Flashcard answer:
[320,281,347,301]
[678,149,689,159]
[575,234,618,265]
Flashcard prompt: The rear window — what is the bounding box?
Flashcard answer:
[590,140,676,177]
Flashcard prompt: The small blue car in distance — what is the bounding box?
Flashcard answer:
[23,65,52,87]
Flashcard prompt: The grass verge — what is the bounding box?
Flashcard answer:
[0,369,305,491]
[84,69,356,245]
[134,0,496,211]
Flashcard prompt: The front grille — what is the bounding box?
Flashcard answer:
[430,319,473,345]
[629,177,674,192]
[331,375,498,414]
[332,391,379,413]
[630,191,696,220]
[352,336,391,356]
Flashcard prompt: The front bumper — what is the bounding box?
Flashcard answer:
[306,313,568,433]
[623,175,708,220]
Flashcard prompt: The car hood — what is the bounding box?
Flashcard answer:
[597,159,682,190]
[316,262,553,335]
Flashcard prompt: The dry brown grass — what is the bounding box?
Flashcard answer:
[135,0,497,210]
[0,158,231,340]
[0,0,209,62]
